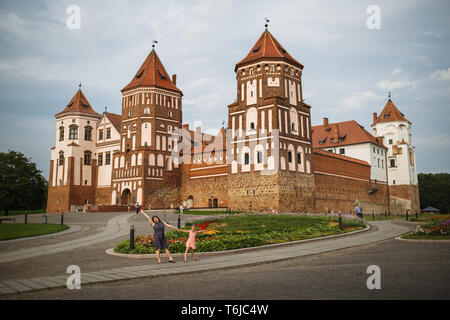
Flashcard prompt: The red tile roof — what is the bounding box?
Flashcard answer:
[372,99,408,124]
[55,89,100,117]
[236,29,303,71]
[122,49,181,94]
[312,120,385,149]
[104,112,122,132]
[313,148,370,166]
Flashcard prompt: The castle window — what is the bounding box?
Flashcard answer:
[84,127,92,141]
[84,151,92,165]
[297,152,301,164]
[378,159,380,167]
[244,153,250,165]
[389,139,393,145]
[257,152,263,164]
[288,151,292,163]
[250,122,255,130]
[144,107,150,114]
[106,128,111,139]
[390,159,396,168]
[59,127,64,141]
[270,65,274,72]
[249,69,254,76]
[128,110,132,117]
[339,148,345,155]
[98,129,103,140]
[69,125,78,140]
[58,152,64,165]
[98,154,103,166]
[168,111,172,117]
[105,153,111,165]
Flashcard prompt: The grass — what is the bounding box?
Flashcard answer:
[0,209,45,216]
[182,210,241,216]
[402,233,450,240]
[0,223,69,241]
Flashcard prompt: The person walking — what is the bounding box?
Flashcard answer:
[140,206,177,264]
[135,202,140,215]
[354,202,363,222]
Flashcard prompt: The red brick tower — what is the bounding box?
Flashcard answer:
[227,28,315,212]
[110,48,183,208]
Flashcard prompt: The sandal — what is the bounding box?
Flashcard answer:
[169,260,176,263]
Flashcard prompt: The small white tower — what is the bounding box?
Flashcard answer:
[371,94,420,213]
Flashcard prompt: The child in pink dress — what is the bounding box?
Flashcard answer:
[178,226,206,263]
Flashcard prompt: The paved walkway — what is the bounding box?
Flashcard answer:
[0,214,134,264]
[0,220,411,296]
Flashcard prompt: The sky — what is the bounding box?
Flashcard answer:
[0,0,449,179]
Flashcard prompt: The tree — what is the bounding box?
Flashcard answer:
[0,150,48,215]
[418,173,450,213]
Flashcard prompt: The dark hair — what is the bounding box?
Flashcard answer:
[152,216,161,223]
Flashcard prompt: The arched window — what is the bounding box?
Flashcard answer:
[84,126,92,141]
[270,65,274,72]
[144,107,150,114]
[250,122,255,130]
[83,151,92,165]
[58,152,64,165]
[288,151,292,163]
[59,127,64,141]
[249,69,254,76]
[69,125,78,140]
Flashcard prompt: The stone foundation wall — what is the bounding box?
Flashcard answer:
[389,184,420,214]
[181,175,229,208]
[278,171,315,213]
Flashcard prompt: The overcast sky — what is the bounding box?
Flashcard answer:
[0,0,449,178]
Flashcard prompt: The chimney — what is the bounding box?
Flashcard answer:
[373,112,377,122]
[172,74,177,85]
[323,117,329,126]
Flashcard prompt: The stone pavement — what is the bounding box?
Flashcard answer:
[0,220,411,296]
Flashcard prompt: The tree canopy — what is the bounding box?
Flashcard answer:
[418,173,450,213]
[0,150,48,215]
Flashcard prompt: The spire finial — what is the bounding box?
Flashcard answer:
[388,91,391,100]
[78,82,82,90]
[104,106,107,113]
[152,40,158,49]
[264,17,270,29]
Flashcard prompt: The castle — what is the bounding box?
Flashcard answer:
[46,28,420,215]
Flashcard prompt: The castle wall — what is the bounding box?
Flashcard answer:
[389,184,420,214]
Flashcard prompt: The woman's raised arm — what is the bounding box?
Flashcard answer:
[140,208,154,227]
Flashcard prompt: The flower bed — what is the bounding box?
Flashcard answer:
[114,214,365,254]
[408,215,450,239]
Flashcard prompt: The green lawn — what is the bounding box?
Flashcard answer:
[0,209,45,216]
[402,233,450,240]
[182,210,241,215]
[0,223,69,241]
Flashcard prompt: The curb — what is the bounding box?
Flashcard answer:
[106,224,371,259]
[395,235,450,243]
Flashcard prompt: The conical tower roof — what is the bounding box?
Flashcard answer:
[235,29,303,71]
[55,88,99,117]
[373,98,408,125]
[122,49,181,94]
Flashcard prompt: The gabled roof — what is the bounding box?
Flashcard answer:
[103,112,122,132]
[312,120,385,149]
[55,89,100,117]
[372,99,408,124]
[122,49,181,94]
[235,29,303,71]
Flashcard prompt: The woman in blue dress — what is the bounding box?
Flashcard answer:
[140,207,177,264]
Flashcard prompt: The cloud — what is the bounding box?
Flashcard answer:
[337,91,383,111]
[377,80,412,90]
[430,68,450,81]
[424,30,442,38]
[392,68,403,75]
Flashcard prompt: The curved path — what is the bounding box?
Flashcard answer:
[0,220,412,295]
[0,214,134,264]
